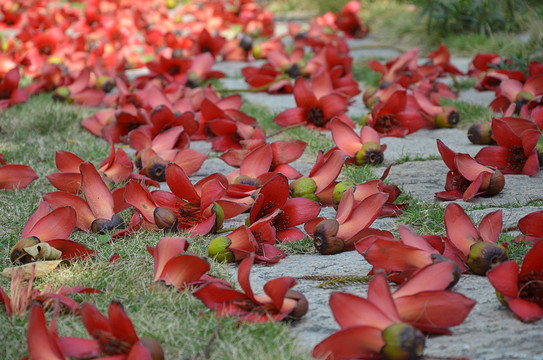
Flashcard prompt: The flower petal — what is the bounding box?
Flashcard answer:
[108,300,139,345]
[507,298,543,323]
[487,260,519,298]
[478,210,502,243]
[27,304,66,360]
[0,164,38,190]
[395,291,476,332]
[263,277,297,310]
[124,180,157,224]
[519,240,543,277]
[241,144,273,179]
[331,118,362,157]
[367,273,401,321]
[393,261,456,298]
[330,292,396,329]
[80,162,114,220]
[444,203,479,257]
[149,237,189,281]
[165,163,200,203]
[312,326,385,360]
[474,146,510,169]
[158,254,210,289]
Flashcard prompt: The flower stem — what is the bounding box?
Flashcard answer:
[215,227,239,234]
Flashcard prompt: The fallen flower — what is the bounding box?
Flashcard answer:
[516,210,543,244]
[193,253,308,322]
[488,240,543,322]
[10,201,94,264]
[475,117,540,176]
[305,187,388,254]
[435,139,505,201]
[331,118,387,166]
[1,265,99,317]
[444,203,507,275]
[44,162,124,233]
[147,236,210,289]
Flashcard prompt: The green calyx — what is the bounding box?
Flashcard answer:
[208,236,234,263]
[332,181,355,210]
[289,177,318,202]
[354,142,384,165]
[381,323,425,360]
[467,242,508,275]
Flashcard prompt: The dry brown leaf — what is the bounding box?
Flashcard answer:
[1,260,64,279]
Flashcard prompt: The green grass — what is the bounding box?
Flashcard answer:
[440,98,496,128]
[358,0,543,57]
[0,96,312,360]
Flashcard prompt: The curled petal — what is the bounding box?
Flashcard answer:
[312,326,385,360]
[0,164,38,190]
[487,260,519,298]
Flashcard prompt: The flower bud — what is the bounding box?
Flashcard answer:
[10,236,41,264]
[355,142,384,166]
[313,219,344,255]
[143,157,169,182]
[289,177,318,202]
[381,323,425,360]
[239,34,254,52]
[467,122,496,145]
[208,236,234,263]
[482,169,505,196]
[467,242,508,275]
[285,289,308,319]
[332,181,355,210]
[96,75,114,93]
[435,106,460,128]
[234,175,261,187]
[140,337,165,360]
[52,86,72,103]
[363,87,378,108]
[153,207,179,231]
[90,214,124,233]
[212,202,224,233]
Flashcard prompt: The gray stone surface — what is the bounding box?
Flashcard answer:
[379,128,484,162]
[213,60,264,78]
[134,23,543,359]
[226,254,543,359]
[373,160,543,207]
[458,88,495,107]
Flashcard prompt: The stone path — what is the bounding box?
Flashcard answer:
[197,32,543,359]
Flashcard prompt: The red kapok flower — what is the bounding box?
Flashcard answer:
[305,187,389,254]
[435,139,505,201]
[331,118,387,165]
[146,236,210,290]
[488,240,543,322]
[516,210,543,244]
[193,253,308,323]
[444,203,507,275]
[273,77,348,130]
[368,89,428,137]
[475,117,540,176]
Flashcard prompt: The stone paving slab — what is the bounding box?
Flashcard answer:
[458,88,496,107]
[240,256,543,359]
[135,25,542,360]
[373,160,543,207]
[380,128,484,162]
